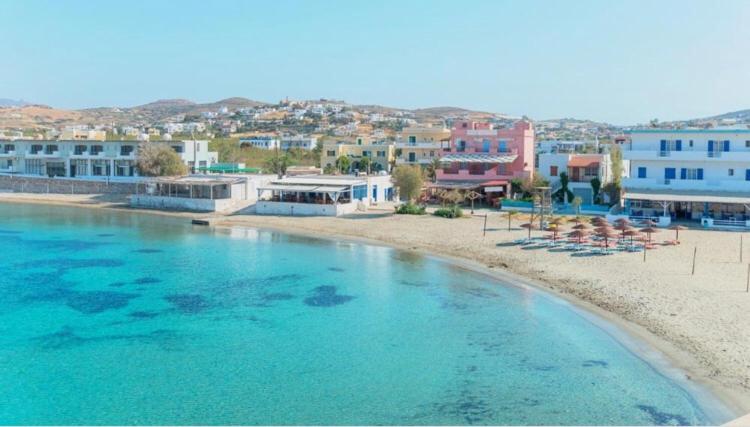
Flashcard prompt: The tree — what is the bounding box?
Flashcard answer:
[554,172,575,203]
[610,144,623,187]
[392,165,424,203]
[590,177,601,204]
[136,143,187,177]
[358,156,372,175]
[335,155,351,174]
[426,158,442,183]
[265,153,293,178]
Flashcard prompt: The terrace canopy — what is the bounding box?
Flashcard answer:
[440,153,518,163]
[145,176,244,200]
[625,190,750,205]
[257,184,351,204]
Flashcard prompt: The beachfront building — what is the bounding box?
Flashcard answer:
[395,125,451,166]
[432,120,535,199]
[0,140,218,179]
[321,137,395,173]
[130,174,274,212]
[538,153,623,204]
[239,135,318,151]
[613,128,750,228]
[255,174,394,216]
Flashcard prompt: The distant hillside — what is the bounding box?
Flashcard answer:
[702,109,750,121]
[0,98,31,108]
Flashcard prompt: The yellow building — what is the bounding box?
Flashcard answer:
[395,125,451,166]
[321,136,395,173]
[59,129,107,141]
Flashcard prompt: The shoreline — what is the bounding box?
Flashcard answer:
[0,192,747,420]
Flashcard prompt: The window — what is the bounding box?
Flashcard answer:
[74,145,86,155]
[362,151,371,157]
[120,145,134,156]
[4,144,14,153]
[585,166,598,176]
[664,168,676,180]
[680,168,703,180]
[689,140,694,148]
[481,139,490,153]
[747,169,750,181]
[637,167,647,178]
[44,145,58,154]
[30,144,42,154]
[729,169,735,176]
[550,166,558,176]
[497,163,507,175]
[498,141,508,153]
[172,146,184,153]
[746,140,750,148]
[90,145,103,155]
[326,150,335,157]
[408,136,416,144]
[377,151,385,157]
[352,185,367,200]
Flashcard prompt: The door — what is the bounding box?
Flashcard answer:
[372,185,378,201]
[408,152,416,162]
[70,164,77,178]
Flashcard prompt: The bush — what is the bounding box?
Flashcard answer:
[395,203,426,215]
[433,206,463,218]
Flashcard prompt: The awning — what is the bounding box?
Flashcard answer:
[440,153,517,163]
[625,190,750,205]
[481,179,508,192]
[426,182,482,190]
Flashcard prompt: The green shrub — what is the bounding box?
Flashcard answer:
[395,203,426,215]
[433,206,463,218]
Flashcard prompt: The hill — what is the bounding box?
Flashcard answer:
[0,98,31,108]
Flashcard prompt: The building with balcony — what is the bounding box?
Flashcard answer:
[615,128,750,228]
[321,137,395,173]
[538,153,624,204]
[395,125,451,166]
[0,140,217,179]
[433,120,534,198]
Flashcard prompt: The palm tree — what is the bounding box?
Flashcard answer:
[358,156,372,175]
[335,155,351,174]
[426,158,442,183]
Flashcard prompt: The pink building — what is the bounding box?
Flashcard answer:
[435,120,535,197]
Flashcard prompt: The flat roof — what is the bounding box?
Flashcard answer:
[626,128,750,134]
[273,175,366,186]
[258,184,350,193]
[154,176,244,185]
[625,189,750,204]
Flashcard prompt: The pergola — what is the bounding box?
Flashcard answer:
[257,184,351,205]
[143,176,244,200]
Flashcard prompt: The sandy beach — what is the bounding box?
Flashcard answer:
[3,192,750,416]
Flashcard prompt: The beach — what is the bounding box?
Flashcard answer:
[3,192,750,416]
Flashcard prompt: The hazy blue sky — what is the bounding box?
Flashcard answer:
[1,0,749,124]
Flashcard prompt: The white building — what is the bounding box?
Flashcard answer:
[255,174,394,216]
[614,128,750,228]
[239,135,317,151]
[0,140,217,179]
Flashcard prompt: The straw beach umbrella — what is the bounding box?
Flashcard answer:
[613,217,631,226]
[669,224,687,242]
[639,226,660,243]
[545,223,565,243]
[622,229,640,245]
[567,229,589,245]
[520,223,537,240]
[597,230,619,249]
[572,223,591,231]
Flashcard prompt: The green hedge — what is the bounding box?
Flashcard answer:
[395,203,426,215]
[433,206,463,218]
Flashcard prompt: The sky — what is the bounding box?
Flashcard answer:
[1,0,749,125]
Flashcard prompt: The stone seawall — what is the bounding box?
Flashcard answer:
[0,176,138,195]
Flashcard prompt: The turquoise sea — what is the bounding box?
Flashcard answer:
[0,203,731,425]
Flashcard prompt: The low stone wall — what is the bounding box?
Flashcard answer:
[255,201,357,216]
[0,175,138,195]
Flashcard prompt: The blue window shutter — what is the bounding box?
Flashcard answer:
[708,140,714,152]
[660,140,666,151]
[665,168,675,179]
[723,140,730,152]
[746,169,750,181]
[638,167,646,178]
[680,168,686,179]
[697,168,704,180]
[676,140,682,151]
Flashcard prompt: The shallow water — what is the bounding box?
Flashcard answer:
[0,203,728,425]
